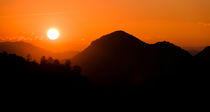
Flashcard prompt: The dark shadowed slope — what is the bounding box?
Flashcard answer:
[72,31,192,87]
[195,46,210,78]
[193,46,210,90]
[196,46,210,62]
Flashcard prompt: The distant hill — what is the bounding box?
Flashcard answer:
[183,47,204,56]
[0,42,52,61]
[0,42,78,61]
[72,31,192,87]
[53,50,79,61]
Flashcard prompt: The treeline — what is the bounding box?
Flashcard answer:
[0,52,97,89]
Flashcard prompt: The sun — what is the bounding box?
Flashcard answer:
[47,28,60,40]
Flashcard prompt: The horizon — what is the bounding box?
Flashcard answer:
[1,0,210,96]
[0,30,207,55]
[0,0,210,52]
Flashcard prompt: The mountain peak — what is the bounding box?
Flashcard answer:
[102,30,138,39]
[153,41,178,48]
[109,30,130,35]
[90,30,148,47]
[154,41,174,46]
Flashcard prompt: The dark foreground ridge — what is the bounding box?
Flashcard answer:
[1,31,210,97]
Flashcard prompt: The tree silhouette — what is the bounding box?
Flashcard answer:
[40,56,47,65]
[47,57,54,64]
[26,54,32,62]
[53,59,60,65]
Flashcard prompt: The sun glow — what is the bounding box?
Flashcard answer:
[47,29,60,40]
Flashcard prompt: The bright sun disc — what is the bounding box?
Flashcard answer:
[47,29,60,40]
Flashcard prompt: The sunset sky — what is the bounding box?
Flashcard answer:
[0,0,210,52]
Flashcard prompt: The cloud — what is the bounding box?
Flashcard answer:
[0,11,68,18]
[198,22,210,27]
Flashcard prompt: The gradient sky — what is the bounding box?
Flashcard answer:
[0,0,210,52]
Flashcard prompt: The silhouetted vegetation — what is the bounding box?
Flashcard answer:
[0,51,104,97]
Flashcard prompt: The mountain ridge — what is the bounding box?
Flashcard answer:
[72,31,193,86]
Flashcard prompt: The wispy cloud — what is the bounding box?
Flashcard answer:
[0,11,68,18]
[198,22,210,27]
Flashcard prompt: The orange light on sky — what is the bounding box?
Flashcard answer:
[0,0,210,52]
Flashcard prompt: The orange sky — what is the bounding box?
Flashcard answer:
[0,0,210,52]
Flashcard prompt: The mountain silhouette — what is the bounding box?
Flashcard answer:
[72,31,192,87]
[0,41,78,61]
[196,46,210,62]
[0,31,209,96]
[194,46,210,81]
